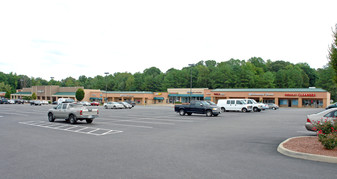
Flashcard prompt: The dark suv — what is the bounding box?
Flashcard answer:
[15,99,24,104]
[0,98,9,104]
[326,103,337,110]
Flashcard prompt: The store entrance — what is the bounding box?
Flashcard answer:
[288,99,292,107]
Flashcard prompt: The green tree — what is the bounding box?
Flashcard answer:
[32,92,37,100]
[329,24,337,83]
[5,91,10,98]
[316,65,337,101]
[75,88,85,101]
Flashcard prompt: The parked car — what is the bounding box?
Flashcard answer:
[52,101,58,105]
[30,100,42,106]
[217,99,252,112]
[41,100,49,105]
[8,99,15,104]
[243,99,262,112]
[0,98,9,104]
[267,103,279,110]
[118,102,133,109]
[78,101,91,106]
[305,108,337,131]
[174,100,221,117]
[57,98,75,105]
[14,99,24,104]
[326,102,337,110]
[47,103,99,124]
[104,102,124,109]
[260,103,269,110]
[91,101,100,106]
[125,100,136,107]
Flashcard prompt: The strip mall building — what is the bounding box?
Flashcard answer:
[11,86,330,108]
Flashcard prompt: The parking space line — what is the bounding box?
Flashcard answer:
[19,121,123,136]
[110,119,175,125]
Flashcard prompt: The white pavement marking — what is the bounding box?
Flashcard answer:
[19,121,123,136]
[110,119,175,125]
[0,112,29,116]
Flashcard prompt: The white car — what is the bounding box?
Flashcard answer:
[78,101,91,106]
[104,102,124,109]
[8,99,15,104]
[41,100,49,105]
[217,99,252,112]
[118,102,133,109]
[305,108,337,131]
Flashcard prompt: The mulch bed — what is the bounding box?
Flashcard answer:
[283,136,337,157]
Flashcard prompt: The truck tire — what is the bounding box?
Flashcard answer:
[221,107,226,112]
[179,109,185,116]
[48,113,55,122]
[206,110,212,117]
[253,107,258,112]
[69,114,77,124]
[86,119,93,124]
[242,108,247,113]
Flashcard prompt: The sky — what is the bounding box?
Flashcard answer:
[0,0,336,81]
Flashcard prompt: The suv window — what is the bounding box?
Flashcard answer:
[195,101,201,106]
[57,104,62,110]
[230,100,235,104]
[62,104,67,109]
[227,100,230,104]
[236,100,243,104]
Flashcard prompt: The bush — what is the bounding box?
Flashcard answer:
[312,119,337,150]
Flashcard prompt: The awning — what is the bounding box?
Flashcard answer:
[168,94,204,97]
[90,97,102,100]
[205,97,211,100]
[154,97,164,100]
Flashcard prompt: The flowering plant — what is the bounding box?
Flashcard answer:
[312,119,337,150]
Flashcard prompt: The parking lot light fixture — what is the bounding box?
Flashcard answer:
[188,64,195,103]
[104,72,109,103]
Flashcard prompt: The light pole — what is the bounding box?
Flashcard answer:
[188,64,194,103]
[104,72,109,103]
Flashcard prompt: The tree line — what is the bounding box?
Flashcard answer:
[0,57,336,101]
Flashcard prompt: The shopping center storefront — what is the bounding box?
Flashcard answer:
[208,88,330,108]
[11,86,331,108]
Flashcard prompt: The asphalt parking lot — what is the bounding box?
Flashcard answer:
[1,104,337,179]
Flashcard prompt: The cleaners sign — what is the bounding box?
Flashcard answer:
[285,93,316,97]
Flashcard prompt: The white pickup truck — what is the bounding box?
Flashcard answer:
[47,103,99,124]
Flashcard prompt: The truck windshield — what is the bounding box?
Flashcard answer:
[200,101,210,106]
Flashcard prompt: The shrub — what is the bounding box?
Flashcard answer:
[312,119,337,150]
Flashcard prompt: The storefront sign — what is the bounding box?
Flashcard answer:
[120,95,134,97]
[213,93,225,96]
[285,93,316,97]
[155,93,162,95]
[249,93,274,96]
[37,90,44,93]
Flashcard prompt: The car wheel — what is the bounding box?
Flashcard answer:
[113,106,116,109]
[179,109,185,116]
[221,107,226,112]
[272,107,276,110]
[206,110,213,117]
[242,108,247,113]
[86,119,93,124]
[253,107,258,112]
[69,115,77,124]
[48,113,55,122]
[104,105,108,109]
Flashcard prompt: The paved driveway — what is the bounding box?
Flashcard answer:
[0,104,336,179]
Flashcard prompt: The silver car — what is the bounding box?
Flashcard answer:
[104,102,124,109]
[305,108,337,131]
[48,103,99,124]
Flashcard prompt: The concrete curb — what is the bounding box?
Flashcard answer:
[277,136,337,163]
